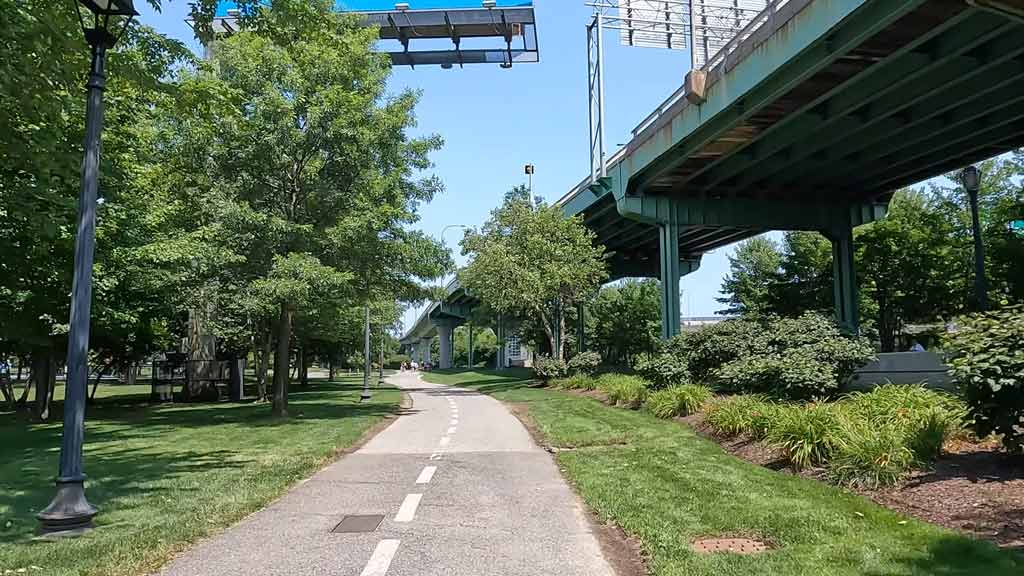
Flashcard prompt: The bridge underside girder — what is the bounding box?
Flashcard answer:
[567,0,1024,339]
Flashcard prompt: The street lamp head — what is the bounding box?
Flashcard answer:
[76,0,138,48]
[78,0,138,16]
[960,165,981,193]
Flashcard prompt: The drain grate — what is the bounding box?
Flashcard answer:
[692,537,769,555]
[331,515,384,533]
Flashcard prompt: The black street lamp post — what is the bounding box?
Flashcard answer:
[959,165,988,312]
[37,0,137,536]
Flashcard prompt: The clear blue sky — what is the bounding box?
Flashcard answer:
[139,1,746,332]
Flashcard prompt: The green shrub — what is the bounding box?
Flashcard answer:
[714,351,838,399]
[597,374,649,409]
[634,353,689,389]
[667,318,766,381]
[704,395,777,438]
[566,351,602,376]
[765,403,841,470]
[946,305,1024,453]
[645,384,713,419]
[829,416,917,488]
[533,355,567,383]
[712,314,874,400]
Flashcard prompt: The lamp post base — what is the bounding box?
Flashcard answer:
[37,479,98,537]
[359,390,373,403]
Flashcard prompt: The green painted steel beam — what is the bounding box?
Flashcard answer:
[692,8,988,192]
[798,79,1024,189]
[617,195,886,231]
[623,0,928,197]
[869,118,1024,192]
[744,22,1024,191]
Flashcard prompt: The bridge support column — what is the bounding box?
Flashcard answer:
[829,224,859,335]
[659,221,682,340]
[437,323,453,369]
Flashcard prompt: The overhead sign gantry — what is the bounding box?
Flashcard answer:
[212,1,539,68]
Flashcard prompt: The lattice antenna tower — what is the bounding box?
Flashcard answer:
[586,0,770,183]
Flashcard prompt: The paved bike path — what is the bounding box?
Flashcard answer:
[157,371,615,576]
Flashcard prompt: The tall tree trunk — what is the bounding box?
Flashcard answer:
[558,312,566,362]
[33,351,55,421]
[257,327,271,401]
[125,363,138,386]
[89,360,113,401]
[272,303,293,418]
[17,373,33,406]
[329,358,335,381]
[299,347,308,387]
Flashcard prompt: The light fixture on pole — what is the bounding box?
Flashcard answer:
[38,0,137,537]
[959,165,988,311]
[525,163,535,195]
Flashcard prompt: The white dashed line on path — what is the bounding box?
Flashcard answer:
[450,418,458,425]
[416,466,437,484]
[439,436,451,447]
[359,539,401,576]
[395,494,422,523]
[429,452,442,460]
[447,426,457,434]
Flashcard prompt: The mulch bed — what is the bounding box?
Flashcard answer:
[682,412,1024,549]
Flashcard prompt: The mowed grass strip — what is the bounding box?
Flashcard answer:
[0,376,399,576]
[423,369,1023,576]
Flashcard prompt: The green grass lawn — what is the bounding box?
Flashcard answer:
[423,369,1023,576]
[0,376,399,576]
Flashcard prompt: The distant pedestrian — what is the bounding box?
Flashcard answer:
[909,340,925,352]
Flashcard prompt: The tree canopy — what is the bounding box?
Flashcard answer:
[459,186,607,360]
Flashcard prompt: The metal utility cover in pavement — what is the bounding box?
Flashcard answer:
[692,537,769,555]
[331,515,384,533]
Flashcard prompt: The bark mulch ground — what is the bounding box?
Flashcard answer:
[683,412,1024,550]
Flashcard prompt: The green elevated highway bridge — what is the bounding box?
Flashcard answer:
[402,0,1024,364]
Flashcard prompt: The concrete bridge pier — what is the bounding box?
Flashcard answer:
[435,320,456,370]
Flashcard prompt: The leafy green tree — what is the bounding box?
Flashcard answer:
[771,231,833,317]
[459,186,607,360]
[588,279,660,366]
[717,236,782,316]
[155,1,446,415]
[0,1,190,416]
[856,190,964,352]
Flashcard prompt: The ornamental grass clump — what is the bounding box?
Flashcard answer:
[645,384,713,419]
[704,394,777,438]
[764,402,841,470]
[829,416,917,489]
[597,374,649,409]
[552,374,595,391]
[841,384,966,461]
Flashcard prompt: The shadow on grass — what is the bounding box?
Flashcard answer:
[862,534,1024,575]
[0,379,397,546]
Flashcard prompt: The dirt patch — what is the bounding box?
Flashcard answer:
[860,440,1024,549]
[588,512,650,576]
[680,412,1024,549]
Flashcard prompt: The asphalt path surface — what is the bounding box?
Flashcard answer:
[157,371,615,576]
